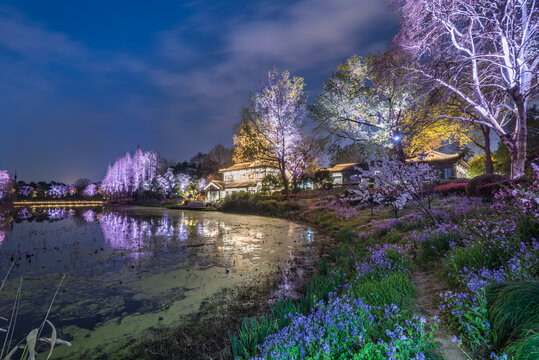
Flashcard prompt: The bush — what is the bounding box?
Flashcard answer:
[466,174,507,197]
[486,281,539,351]
[433,183,467,196]
[476,180,510,199]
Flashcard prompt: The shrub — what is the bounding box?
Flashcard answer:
[466,174,507,197]
[476,180,510,199]
[433,183,467,196]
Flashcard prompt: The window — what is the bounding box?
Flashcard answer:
[444,167,452,179]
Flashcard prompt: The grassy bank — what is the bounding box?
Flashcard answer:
[219,190,538,360]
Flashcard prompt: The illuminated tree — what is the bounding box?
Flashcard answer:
[393,0,539,177]
[0,170,13,203]
[82,183,98,197]
[48,183,69,198]
[359,153,439,221]
[312,53,426,160]
[234,68,307,200]
[101,148,161,197]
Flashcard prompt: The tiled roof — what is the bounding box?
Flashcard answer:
[226,181,258,189]
[203,180,225,190]
[219,161,278,172]
[407,150,462,163]
[327,163,362,172]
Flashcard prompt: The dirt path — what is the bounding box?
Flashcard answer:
[412,269,470,360]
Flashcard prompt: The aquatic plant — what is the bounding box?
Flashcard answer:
[0,270,71,360]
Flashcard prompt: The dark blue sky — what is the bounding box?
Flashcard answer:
[0,0,398,183]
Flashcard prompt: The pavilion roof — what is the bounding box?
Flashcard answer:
[326,163,362,173]
[219,161,278,173]
[407,150,463,163]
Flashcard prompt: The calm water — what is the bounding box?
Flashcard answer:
[0,206,323,359]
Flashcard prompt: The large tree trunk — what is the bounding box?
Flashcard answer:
[279,164,290,201]
[395,141,406,162]
[480,126,494,175]
[504,97,528,178]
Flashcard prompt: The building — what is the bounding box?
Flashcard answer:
[203,161,280,201]
[326,163,365,186]
[407,150,470,179]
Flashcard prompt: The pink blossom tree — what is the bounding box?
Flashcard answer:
[359,154,439,220]
[393,0,539,178]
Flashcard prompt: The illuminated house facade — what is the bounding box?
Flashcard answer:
[203,161,280,201]
[326,163,365,186]
[407,150,470,179]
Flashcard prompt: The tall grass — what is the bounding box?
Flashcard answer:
[486,281,539,354]
[0,270,71,360]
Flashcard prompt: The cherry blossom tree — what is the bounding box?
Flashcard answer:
[393,0,539,177]
[347,183,386,216]
[234,68,307,200]
[359,154,439,221]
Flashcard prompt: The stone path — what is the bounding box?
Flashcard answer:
[412,269,471,360]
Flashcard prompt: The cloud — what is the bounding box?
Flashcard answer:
[0,7,85,62]
[0,0,398,182]
[148,0,398,151]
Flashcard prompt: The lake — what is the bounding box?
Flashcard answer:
[0,206,324,359]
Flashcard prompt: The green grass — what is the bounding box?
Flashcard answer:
[350,273,416,309]
[486,281,539,351]
[420,233,460,262]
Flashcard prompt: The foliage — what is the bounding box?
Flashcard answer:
[260,174,283,195]
[312,53,418,160]
[468,141,512,177]
[466,174,507,197]
[313,170,332,189]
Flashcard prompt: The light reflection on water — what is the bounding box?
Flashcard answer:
[0,206,322,359]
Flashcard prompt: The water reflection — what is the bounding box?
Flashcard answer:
[0,206,323,359]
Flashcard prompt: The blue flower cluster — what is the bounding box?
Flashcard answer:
[249,294,432,360]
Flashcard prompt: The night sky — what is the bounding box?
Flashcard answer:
[0,0,398,184]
